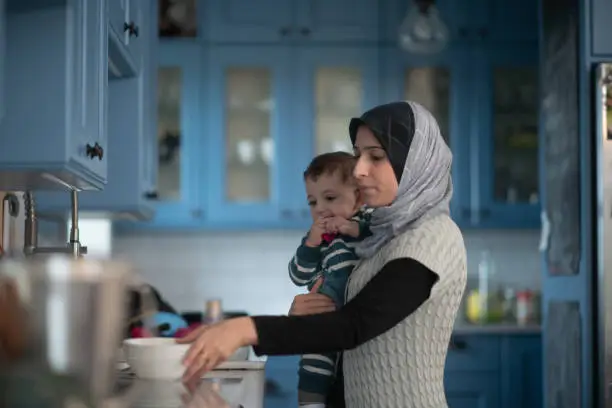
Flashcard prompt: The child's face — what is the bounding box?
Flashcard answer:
[305,171,361,221]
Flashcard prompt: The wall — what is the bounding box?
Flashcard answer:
[112,229,541,316]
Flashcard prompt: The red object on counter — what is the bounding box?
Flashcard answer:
[130,327,153,338]
[174,328,190,338]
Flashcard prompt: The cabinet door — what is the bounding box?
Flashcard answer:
[109,0,128,39]
[292,47,380,220]
[381,46,471,226]
[445,372,500,408]
[150,43,203,226]
[473,44,540,228]
[293,0,379,43]
[125,0,144,70]
[68,0,109,184]
[264,356,299,408]
[207,0,294,43]
[591,0,612,56]
[0,0,4,124]
[206,46,294,227]
[500,335,543,408]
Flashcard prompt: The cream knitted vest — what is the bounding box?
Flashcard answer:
[343,214,467,408]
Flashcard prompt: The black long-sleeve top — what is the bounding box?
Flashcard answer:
[252,257,438,356]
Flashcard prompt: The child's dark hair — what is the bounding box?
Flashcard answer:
[303,151,357,183]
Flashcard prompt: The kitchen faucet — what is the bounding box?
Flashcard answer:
[23,190,87,258]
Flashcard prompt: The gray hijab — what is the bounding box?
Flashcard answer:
[349,101,453,259]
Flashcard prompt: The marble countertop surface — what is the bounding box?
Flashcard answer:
[453,322,542,334]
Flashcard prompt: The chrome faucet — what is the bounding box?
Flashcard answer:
[23,190,88,258]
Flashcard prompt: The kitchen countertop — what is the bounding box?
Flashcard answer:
[453,322,542,334]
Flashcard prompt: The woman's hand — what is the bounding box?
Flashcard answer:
[176,317,257,382]
[289,279,337,316]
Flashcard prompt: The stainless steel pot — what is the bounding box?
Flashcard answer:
[0,256,139,407]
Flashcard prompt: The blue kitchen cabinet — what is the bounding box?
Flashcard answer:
[108,0,147,78]
[290,46,381,222]
[500,335,543,408]
[204,46,297,228]
[590,0,612,57]
[471,44,540,229]
[37,0,156,219]
[205,0,379,44]
[380,45,473,227]
[0,1,108,190]
[381,0,537,45]
[445,373,501,408]
[0,0,4,126]
[133,42,205,228]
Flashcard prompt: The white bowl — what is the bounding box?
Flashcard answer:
[124,338,189,379]
[123,337,251,379]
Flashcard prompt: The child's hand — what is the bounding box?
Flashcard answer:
[305,218,327,247]
[325,217,360,238]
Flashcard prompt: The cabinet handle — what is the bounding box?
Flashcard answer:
[458,27,469,38]
[86,143,104,160]
[449,337,467,350]
[280,209,292,219]
[279,26,292,36]
[124,21,139,37]
[144,191,158,200]
[191,209,203,218]
[480,208,491,218]
[477,27,488,39]
[300,27,311,36]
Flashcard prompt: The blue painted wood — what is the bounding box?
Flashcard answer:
[471,43,540,229]
[479,0,538,44]
[142,42,205,227]
[590,0,612,57]
[0,1,109,190]
[445,372,500,408]
[540,0,595,405]
[500,335,543,408]
[37,0,155,219]
[204,46,295,227]
[206,0,294,44]
[289,46,381,222]
[264,356,299,408]
[380,45,472,228]
[206,0,378,44]
[445,334,501,372]
[108,0,142,78]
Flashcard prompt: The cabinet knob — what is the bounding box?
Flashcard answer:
[280,209,292,219]
[144,191,158,200]
[458,27,469,38]
[279,27,292,36]
[124,21,139,37]
[300,27,311,36]
[191,209,203,218]
[480,208,491,218]
[86,143,104,161]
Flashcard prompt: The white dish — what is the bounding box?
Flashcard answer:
[122,338,252,379]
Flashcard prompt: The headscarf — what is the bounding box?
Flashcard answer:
[349,101,453,259]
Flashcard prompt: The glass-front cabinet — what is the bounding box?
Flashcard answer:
[152,43,203,226]
[292,47,380,219]
[205,47,294,226]
[474,45,540,228]
[381,46,471,224]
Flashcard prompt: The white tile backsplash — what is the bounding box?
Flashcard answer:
[112,228,542,316]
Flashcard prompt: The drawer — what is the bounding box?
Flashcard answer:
[445,335,500,372]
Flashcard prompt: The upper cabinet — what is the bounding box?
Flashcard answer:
[37,0,157,220]
[381,0,538,45]
[205,0,379,44]
[0,0,109,190]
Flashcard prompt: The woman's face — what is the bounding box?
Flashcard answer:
[352,126,399,207]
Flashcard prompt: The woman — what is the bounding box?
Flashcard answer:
[178,101,467,407]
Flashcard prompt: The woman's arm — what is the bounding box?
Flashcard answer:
[252,258,438,356]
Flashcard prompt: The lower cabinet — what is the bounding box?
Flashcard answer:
[263,333,542,408]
